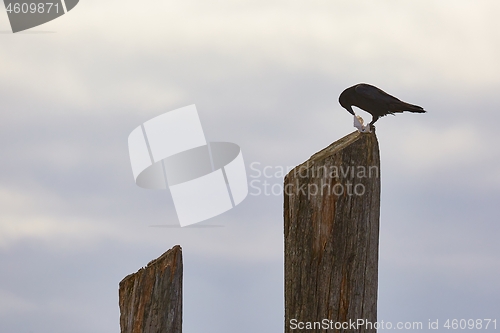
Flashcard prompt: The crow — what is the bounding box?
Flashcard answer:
[339,83,426,126]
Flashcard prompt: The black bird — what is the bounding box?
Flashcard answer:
[339,83,426,126]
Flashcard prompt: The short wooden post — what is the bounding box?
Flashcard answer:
[119,245,183,333]
[284,130,380,332]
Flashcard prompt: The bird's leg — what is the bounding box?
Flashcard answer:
[369,115,379,126]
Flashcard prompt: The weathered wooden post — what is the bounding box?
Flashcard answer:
[119,245,183,333]
[284,130,380,332]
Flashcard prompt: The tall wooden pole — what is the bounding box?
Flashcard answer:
[284,130,380,332]
[119,245,183,333]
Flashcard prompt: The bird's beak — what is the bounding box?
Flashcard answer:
[347,106,355,115]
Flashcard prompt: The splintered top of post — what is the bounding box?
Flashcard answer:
[286,130,378,180]
[119,245,182,287]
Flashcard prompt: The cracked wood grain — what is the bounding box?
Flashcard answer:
[284,130,380,333]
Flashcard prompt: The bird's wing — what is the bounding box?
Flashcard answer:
[354,84,401,103]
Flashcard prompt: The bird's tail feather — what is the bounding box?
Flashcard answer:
[403,102,426,113]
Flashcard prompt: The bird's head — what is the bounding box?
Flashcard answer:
[338,90,355,115]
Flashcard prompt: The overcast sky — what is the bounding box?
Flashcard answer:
[1,1,499,332]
